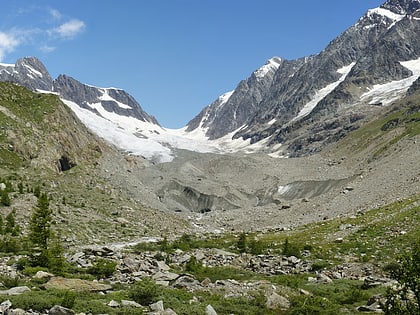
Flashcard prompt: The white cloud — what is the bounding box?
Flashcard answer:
[53,19,86,39]
[0,31,19,61]
[49,8,62,20]
[40,44,56,53]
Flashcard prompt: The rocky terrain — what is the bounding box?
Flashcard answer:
[0,1,419,313]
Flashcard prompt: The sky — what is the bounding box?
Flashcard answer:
[1,0,385,128]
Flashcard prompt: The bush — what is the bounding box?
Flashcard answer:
[0,190,11,206]
[87,259,117,279]
[0,275,20,288]
[383,243,420,314]
[61,290,77,309]
[282,238,300,257]
[249,239,266,255]
[237,233,247,253]
[287,296,340,314]
[311,260,329,272]
[185,255,202,273]
[129,278,162,306]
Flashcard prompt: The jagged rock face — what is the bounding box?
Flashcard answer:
[0,57,159,125]
[53,74,159,124]
[0,57,53,91]
[186,57,286,139]
[187,0,420,156]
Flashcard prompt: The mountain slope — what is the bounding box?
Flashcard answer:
[186,0,420,157]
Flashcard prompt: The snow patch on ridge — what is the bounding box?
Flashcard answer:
[99,89,132,109]
[367,7,405,22]
[361,57,420,105]
[291,62,355,122]
[23,64,43,78]
[254,57,282,79]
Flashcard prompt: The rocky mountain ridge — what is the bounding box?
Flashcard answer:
[0,57,158,126]
[1,2,419,160]
[187,0,420,156]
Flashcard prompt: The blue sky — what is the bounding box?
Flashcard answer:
[1,0,384,128]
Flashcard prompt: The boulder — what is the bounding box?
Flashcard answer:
[108,299,120,307]
[121,299,142,308]
[0,286,30,295]
[266,292,290,310]
[0,300,12,313]
[42,277,112,292]
[206,304,218,315]
[49,305,75,315]
[34,270,54,279]
[150,300,164,312]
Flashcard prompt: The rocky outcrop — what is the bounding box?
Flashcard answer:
[0,57,53,91]
[0,57,159,126]
[53,74,159,124]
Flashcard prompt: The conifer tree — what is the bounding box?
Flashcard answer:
[29,192,52,267]
[1,190,11,206]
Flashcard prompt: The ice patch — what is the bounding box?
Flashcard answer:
[361,57,420,105]
[100,88,132,109]
[292,62,355,122]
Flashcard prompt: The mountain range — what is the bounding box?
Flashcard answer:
[1,0,420,162]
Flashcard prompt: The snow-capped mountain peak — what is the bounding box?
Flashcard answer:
[254,57,282,79]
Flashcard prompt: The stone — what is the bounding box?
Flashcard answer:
[0,286,30,295]
[172,275,201,290]
[150,300,164,312]
[162,308,178,315]
[156,260,170,271]
[121,300,142,308]
[0,300,12,313]
[299,288,312,296]
[49,305,75,315]
[10,309,27,315]
[108,300,120,307]
[206,304,218,315]
[266,292,290,310]
[152,271,179,282]
[34,270,54,279]
[42,277,112,292]
[317,273,333,284]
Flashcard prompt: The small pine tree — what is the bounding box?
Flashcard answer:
[237,232,247,253]
[5,210,17,234]
[29,192,52,267]
[0,214,3,235]
[1,190,11,206]
[282,238,300,257]
[48,236,66,275]
[33,185,41,198]
[18,182,24,194]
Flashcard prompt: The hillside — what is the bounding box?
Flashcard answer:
[0,82,190,247]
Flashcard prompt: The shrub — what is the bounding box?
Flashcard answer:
[282,238,300,257]
[87,259,117,279]
[383,243,420,314]
[0,190,11,206]
[237,232,247,253]
[61,290,77,309]
[185,255,202,273]
[0,275,20,288]
[287,295,340,315]
[249,239,266,255]
[129,278,162,306]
